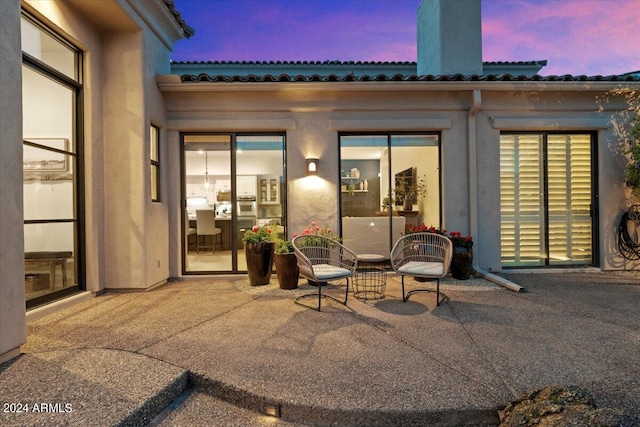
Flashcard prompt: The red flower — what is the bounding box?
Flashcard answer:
[251,225,259,232]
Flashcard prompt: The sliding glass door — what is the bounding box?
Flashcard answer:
[339,133,440,258]
[500,133,596,267]
[182,133,286,274]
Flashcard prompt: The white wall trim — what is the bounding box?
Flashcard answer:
[329,118,452,131]
[167,119,296,131]
[490,117,610,130]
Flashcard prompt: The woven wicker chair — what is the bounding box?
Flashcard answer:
[292,234,358,311]
[390,232,453,305]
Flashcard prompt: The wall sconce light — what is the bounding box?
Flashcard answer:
[306,158,319,176]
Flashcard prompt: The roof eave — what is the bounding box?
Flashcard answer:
[156,75,639,93]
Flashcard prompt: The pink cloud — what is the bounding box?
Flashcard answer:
[483,0,640,75]
[173,0,639,76]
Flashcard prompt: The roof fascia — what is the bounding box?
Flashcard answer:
[156,75,640,93]
[124,0,184,49]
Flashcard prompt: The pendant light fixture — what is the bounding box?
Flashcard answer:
[200,151,214,192]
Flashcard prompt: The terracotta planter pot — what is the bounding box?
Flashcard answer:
[451,247,473,280]
[245,242,274,286]
[274,252,299,289]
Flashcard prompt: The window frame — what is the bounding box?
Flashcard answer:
[21,10,85,309]
[338,131,442,247]
[150,124,161,202]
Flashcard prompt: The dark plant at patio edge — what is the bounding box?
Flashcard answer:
[405,223,473,249]
[448,231,473,250]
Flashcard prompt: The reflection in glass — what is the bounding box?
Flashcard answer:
[24,222,77,301]
[340,134,440,260]
[24,153,75,221]
[184,135,232,272]
[21,15,77,81]
[21,33,80,306]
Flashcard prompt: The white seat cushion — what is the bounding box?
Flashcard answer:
[397,261,444,277]
[357,253,387,263]
[312,264,352,280]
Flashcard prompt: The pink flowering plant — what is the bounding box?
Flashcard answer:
[293,221,340,246]
[405,223,447,236]
[242,225,274,244]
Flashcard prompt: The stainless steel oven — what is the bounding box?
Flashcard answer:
[237,195,257,217]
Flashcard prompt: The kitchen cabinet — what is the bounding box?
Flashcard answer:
[237,175,257,196]
[258,175,280,204]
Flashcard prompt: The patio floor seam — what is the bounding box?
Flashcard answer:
[133,294,262,354]
[447,300,520,399]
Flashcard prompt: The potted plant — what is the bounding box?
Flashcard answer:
[242,225,275,286]
[274,239,299,289]
[448,231,474,280]
[395,175,427,211]
[381,189,395,212]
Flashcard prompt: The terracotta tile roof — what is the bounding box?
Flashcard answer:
[172,60,416,65]
[172,59,639,82]
[162,0,195,38]
[483,60,548,66]
[172,60,552,67]
[180,73,640,83]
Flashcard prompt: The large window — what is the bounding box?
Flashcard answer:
[500,133,595,267]
[339,133,440,258]
[22,13,83,308]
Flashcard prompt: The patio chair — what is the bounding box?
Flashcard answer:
[390,232,453,306]
[292,234,358,311]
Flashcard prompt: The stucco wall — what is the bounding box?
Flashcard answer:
[163,82,639,274]
[0,0,26,363]
[163,88,473,274]
[144,16,173,287]
[20,0,183,294]
[102,2,180,289]
[477,89,638,271]
[103,31,147,290]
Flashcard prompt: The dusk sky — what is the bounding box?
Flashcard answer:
[171,0,640,76]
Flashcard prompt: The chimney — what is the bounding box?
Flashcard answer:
[417,0,483,76]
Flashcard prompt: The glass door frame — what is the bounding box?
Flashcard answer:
[338,131,443,248]
[500,131,599,268]
[180,131,287,275]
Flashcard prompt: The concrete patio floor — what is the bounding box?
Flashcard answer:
[1,272,639,426]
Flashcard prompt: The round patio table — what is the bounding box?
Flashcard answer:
[353,261,387,300]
